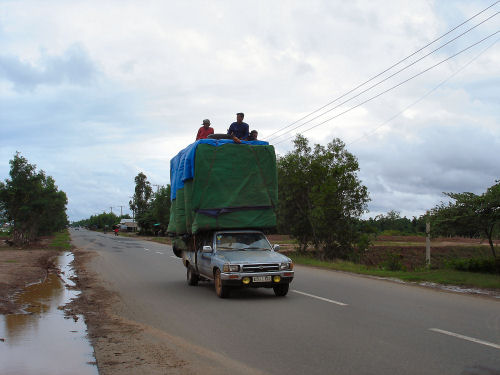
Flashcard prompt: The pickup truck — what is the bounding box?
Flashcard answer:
[182,230,294,298]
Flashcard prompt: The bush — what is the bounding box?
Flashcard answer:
[381,251,405,271]
[447,257,500,274]
[380,230,404,236]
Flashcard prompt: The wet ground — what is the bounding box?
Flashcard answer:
[0,252,98,375]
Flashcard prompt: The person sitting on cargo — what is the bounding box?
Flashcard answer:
[247,130,258,141]
[227,112,249,141]
[196,119,214,140]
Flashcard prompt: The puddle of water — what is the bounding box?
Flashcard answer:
[0,252,98,375]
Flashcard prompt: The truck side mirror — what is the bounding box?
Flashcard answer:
[202,245,213,253]
[273,244,280,252]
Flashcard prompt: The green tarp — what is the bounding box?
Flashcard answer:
[167,143,277,234]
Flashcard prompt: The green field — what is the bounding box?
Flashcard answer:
[289,253,500,290]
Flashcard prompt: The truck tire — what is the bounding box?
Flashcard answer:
[173,246,182,258]
[273,283,289,297]
[214,269,230,298]
[187,267,199,286]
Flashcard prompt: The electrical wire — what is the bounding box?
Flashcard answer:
[273,30,500,146]
[346,37,499,146]
[267,11,498,143]
[263,1,499,141]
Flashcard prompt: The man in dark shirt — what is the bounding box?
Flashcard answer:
[227,112,249,141]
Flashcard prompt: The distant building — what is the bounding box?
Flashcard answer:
[120,219,138,232]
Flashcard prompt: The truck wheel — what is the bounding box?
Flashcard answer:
[173,246,182,258]
[187,267,199,286]
[273,283,289,297]
[214,269,230,298]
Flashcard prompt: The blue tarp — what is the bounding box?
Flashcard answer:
[170,139,269,200]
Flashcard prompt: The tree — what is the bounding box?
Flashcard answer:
[37,176,69,235]
[277,135,314,251]
[277,135,370,259]
[73,213,131,229]
[129,172,153,234]
[0,153,68,245]
[150,185,171,235]
[430,181,500,258]
[132,184,171,236]
[88,212,120,230]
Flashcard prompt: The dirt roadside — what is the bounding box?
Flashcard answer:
[65,246,265,375]
[0,240,60,314]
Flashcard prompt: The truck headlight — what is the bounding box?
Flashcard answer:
[280,262,293,270]
[223,264,240,272]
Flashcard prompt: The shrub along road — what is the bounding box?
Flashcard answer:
[70,229,500,375]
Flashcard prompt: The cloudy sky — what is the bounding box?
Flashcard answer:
[1,0,499,222]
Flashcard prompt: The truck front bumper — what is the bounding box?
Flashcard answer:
[220,271,294,287]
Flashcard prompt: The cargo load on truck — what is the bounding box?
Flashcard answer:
[167,138,278,236]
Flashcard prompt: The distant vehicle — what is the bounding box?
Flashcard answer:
[168,138,294,298]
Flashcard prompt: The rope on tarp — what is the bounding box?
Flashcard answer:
[195,205,272,218]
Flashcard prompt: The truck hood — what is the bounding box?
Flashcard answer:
[216,250,291,264]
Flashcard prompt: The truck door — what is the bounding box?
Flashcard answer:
[197,235,213,278]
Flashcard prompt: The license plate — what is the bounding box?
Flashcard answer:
[252,276,271,282]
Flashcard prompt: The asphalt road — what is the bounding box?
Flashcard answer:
[70,229,500,375]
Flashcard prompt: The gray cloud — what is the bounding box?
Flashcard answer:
[0,44,97,91]
[354,120,500,217]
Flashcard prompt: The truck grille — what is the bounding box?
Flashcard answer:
[242,264,279,273]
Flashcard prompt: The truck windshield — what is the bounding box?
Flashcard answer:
[215,232,272,251]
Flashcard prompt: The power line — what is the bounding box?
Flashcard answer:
[346,37,499,146]
[263,1,499,141]
[267,11,499,143]
[273,30,499,146]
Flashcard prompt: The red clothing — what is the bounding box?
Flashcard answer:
[196,126,214,140]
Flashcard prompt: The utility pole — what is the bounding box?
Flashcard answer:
[426,218,431,267]
[129,196,135,221]
[110,206,113,214]
[117,205,124,217]
[152,184,161,194]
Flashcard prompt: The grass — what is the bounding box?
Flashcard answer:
[372,241,490,248]
[373,241,426,247]
[49,230,72,251]
[288,253,500,290]
[0,231,10,238]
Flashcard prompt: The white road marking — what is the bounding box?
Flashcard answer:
[156,251,164,255]
[292,290,348,306]
[144,248,150,251]
[429,328,500,350]
[170,256,181,259]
